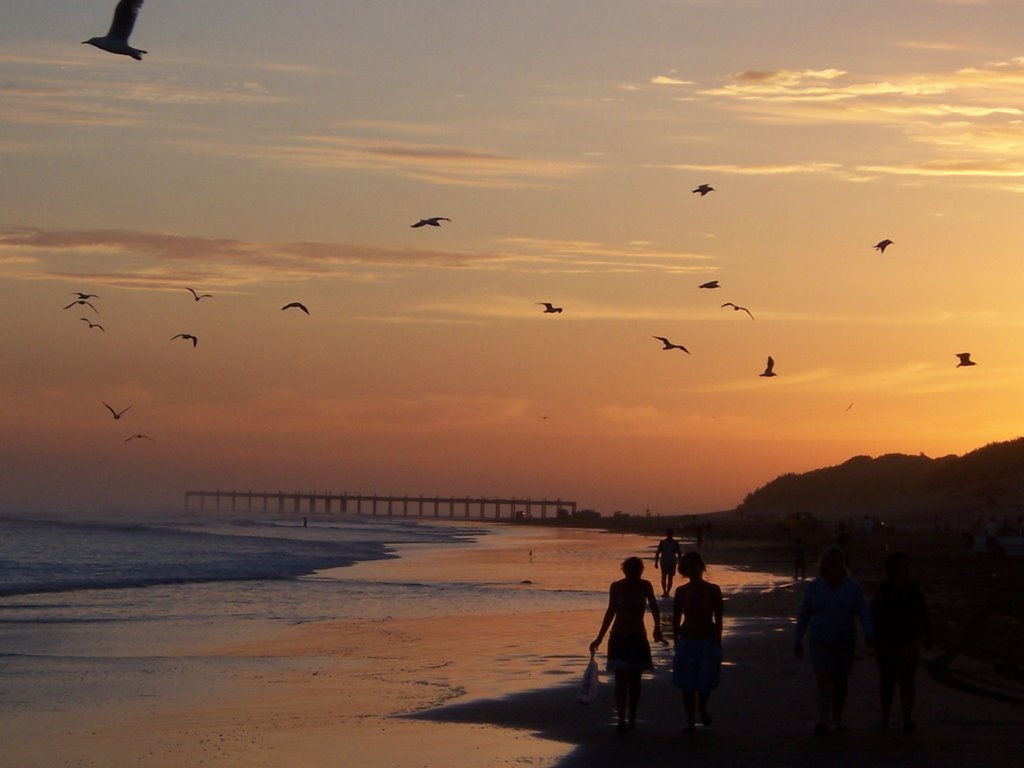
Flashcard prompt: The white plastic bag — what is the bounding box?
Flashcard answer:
[575,653,599,705]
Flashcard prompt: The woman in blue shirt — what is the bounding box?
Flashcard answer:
[794,546,873,734]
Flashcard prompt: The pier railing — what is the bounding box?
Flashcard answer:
[183,490,577,520]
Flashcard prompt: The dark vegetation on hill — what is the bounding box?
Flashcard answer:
[735,437,1024,526]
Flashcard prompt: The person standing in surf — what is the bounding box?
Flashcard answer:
[590,556,663,733]
[654,528,684,597]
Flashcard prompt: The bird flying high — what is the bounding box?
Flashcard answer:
[538,302,563,314]
[411,217,451,228]
[721,302,754,320]
[281,302,310,314]
[874,239,894,253]
[83,0,147,60]
[692,184,714,196]
[955,352,976,367]
[103,402,132,420]
[653,336,690,353]
[65,299,98,313]
[186,288,212,302]
[171,333,198,347]
[699,280,720,289]
[759,356,777,377]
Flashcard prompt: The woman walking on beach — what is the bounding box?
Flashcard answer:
[871,552,930,732]
[672,551,724,731]
[590,556,663,733]
[794,546,873,734]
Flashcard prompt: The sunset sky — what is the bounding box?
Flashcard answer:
[3,0,1024,516]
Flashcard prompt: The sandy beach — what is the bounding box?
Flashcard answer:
[4,521,1022,767]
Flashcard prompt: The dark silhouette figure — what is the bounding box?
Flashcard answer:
[721,302,754,320]
[171,333,198,347]
[186,287,212,301]
[653,336,689,353]
[955,352,976,367]
[699,280,720,289]
[65,299,98,313]
[538,302,563,314]
[281,302,310,314]
[672,551,724,731]
[84,0,147,60]
[654,528,684,596]
[124,433,154,442]
[410,217,451,228]
[693,184,714,196]
[71,292,99,300]
[81,318,105,331]
[793,537,807,580]
[874,239,894,253]
[794,546,873,734]
[759,356,777,377]
[871,552,930,732]
[103,402,132,420]
[590,556,663,733]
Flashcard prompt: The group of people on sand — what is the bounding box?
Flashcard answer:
[589,528,930,737]
[590,529,723,734]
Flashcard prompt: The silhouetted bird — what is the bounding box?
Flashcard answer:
[760,356,777,377]
[125,434,154,442]
[699,280,720,289]
[653,336,690,353]
[693,184,714,196]
[874,239,894,253]
[71,292,99,300]
[282,302,310,314]
[411,217,451,228]
[955,352,976,367]
[83,0,147,60]
[171,333,198,347]
[186,287,212,301]
[103,402,132,420]
[722,302,754,320]
[65,299,98,313]
[538,302,563,314]
[80,317,105,331]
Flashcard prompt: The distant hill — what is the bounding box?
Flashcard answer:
[735,437,1024,527]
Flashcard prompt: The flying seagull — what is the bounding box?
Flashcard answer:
[692,184,714,196]
[186,287,212,302]
[721,302,754,320]
[83,0,147,61]
[956,352,976,367]
[71,292,99,300]
[538,302,563,314]
[282,302,310,314]
[125,434,154,443]
[874,239,894,253]
[171,333,198,347]
[411,217,451,228]
[81,317,105,331]
[699,280,720,289]
[653,336,690,353]
[64,299,98,313]
[103,402,132,420]
[759,356,777,377]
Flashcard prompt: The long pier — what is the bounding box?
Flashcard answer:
[183,490,577,520]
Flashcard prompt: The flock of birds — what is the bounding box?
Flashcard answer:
[73,0,980,446]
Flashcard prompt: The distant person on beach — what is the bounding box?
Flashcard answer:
[871,552,930,733]
[654,529,683,596]
[672,551,724,731]
[794,546,873,734]
[793,538,807,580]
[590,556,664,733]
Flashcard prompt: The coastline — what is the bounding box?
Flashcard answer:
[4,518,1022,767]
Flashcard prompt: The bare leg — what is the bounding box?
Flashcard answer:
[682,689,697,730]
[614,670,628,732]
[699,691,713,726]
[627,670,642,729]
